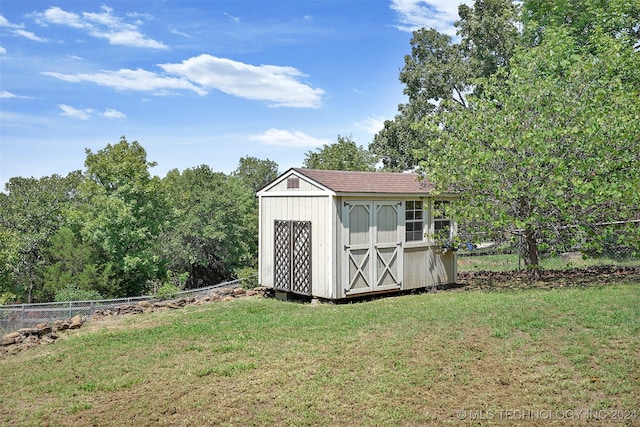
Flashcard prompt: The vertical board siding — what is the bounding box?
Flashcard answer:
[404,246,456,289]
[260,196,331,298]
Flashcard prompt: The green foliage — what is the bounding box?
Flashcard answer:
[73,137,168,297]
[38,227,114,300]
[417,24,640,268]
[155,283,181,300]
[0,172,83,302]
[54,285,104,302]
[1,136,262,301]
[232,156,279,195]
[378,0,640,271]
[0,292,19,305]
[371,0,522,171]
[523,0,640,48]
[160,165,258,288]
[304,135,377,171]
[235,266,258,289]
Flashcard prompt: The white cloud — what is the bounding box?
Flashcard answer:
[12,29,47,42]
[43,54,324,107]
[103,108,126,119]
[224,13,241,23]
[160,54,324,108]
[1,14,47,41]
[43,68,205,95]
[59,104,94,120]
[248,129,330,147]
[390,0,472,35]
[171,29,190,38]
[0,15,21,28]
[36,5,167,49]
[0,46,5,54]
[56,104,125,120]
[356,115,386,134]
[1,90,32,99]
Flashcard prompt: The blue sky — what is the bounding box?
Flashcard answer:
[1,0,467,189]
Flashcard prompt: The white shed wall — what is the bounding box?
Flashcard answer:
[259,195,334,298]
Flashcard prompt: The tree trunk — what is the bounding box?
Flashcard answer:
[524,228,540,279]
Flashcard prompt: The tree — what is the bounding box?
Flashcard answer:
[38,227,113,301]
[371,0,521,171]
[160,165,257,288]
[304,135,377,171]
[416,27,640,271]
[72,137,168,296]
[232,156,279,195]
[523,0,640,49]
[0,172,83,302]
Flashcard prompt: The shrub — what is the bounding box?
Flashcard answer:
[235,267,258,289]
[54,286,104,302]
[156,283,181,300]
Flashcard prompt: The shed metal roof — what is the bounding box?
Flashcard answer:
[290,168,436,194]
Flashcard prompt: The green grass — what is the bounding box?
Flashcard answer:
[1,280,639,426]
[458,252,640,272]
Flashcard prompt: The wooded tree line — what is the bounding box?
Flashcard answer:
[2,0,639,301]
[0,138,278,303]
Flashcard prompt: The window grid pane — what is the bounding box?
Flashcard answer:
[405,200,423,242]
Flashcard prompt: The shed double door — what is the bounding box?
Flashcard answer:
[343,201,403,295]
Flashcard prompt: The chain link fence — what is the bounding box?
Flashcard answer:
[0,279,242,335]
[457,220,640,273]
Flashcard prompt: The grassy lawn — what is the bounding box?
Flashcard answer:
[458,252,640,273]
[1,279,639,426]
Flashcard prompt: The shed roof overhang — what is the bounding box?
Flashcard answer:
[258,168,455,198]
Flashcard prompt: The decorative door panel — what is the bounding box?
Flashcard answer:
[343,201,402,296]
[344,202,373,294]
[374,202,402,290]
[274,220,312,295]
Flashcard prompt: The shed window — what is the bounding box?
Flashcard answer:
[433,201,452,239]
[405,200,424,242]
[287,177,299,189]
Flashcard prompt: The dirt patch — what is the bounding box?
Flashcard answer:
[456,265,640,291]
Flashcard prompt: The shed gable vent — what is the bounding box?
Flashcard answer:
[287,177,300,189]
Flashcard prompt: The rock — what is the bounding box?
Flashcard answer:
[53,319,69,331]
[69,315,83,329]
[17,328,40,336]
[222,296,235,302]
[36,323,52,335]
[0,332,22,346]
[23,335,39,346]
[233,288,246,296]
[138,300,152,309]
[246,290,258,297]
[166,302,180,309]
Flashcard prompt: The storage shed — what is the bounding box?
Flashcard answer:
[257,168,457,300]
